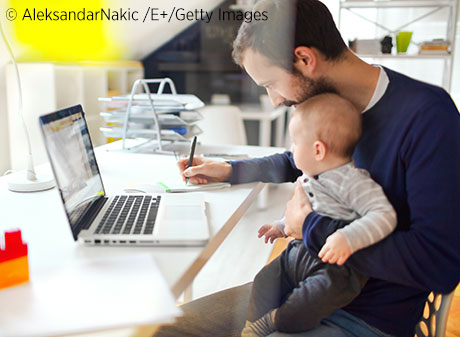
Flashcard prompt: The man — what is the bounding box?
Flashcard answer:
[154,0,460,336]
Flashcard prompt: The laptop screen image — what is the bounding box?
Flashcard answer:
[40,105,105,231]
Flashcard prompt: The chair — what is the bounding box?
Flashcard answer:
[196,105,247,146]
[415,289,455,337]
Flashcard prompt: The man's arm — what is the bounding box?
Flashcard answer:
[229,151,302,184]
[303,99,460,293]
[178,151,301,185]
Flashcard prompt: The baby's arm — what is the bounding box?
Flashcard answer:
[258,218,286,244]
[319,171,397,265]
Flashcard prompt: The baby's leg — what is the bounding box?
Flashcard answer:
[275,241,368,333]
[246,248,292,322]
[243,241,301,337]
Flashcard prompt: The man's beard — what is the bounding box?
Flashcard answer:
[284,70,338,107]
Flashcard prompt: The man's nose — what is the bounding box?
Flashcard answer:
[266,88,285,107]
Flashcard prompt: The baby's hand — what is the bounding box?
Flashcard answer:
[258,224,283,244]
[318,232,351,265]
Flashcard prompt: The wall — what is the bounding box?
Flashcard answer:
[0,0,458,173]
[0,28,11,174]
[0,0,224,172]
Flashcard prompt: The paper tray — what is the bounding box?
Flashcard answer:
[99,93,205,110]
[100,124,202,141]
[100,110,203,125]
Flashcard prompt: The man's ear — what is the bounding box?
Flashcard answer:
[313,140,326,161]
[294,46,317,75]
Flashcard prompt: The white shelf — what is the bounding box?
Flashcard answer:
[229,4,253,11]
[341,1,453,9]
[339,0,458,91]
[357,53,451,59]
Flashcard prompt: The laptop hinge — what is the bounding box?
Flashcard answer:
[72,196,108,241]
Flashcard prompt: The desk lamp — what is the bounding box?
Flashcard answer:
[1,20,55,192]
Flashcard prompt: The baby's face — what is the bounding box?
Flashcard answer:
[289,114,318,175]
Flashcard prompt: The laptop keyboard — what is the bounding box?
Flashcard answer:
[94,195,161,235]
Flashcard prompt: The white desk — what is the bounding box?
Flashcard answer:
[239,106,288,209]
[0,142,283,336]
[240,106,288,148]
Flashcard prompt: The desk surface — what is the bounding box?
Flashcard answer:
[0,142,283,335]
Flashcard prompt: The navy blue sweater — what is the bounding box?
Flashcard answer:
[229,68,460,337]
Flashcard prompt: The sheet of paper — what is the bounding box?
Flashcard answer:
[158,181,231,193]
[0,254,181,337]
[124,182,231,194]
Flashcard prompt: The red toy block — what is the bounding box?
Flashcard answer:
[0,229,29,289]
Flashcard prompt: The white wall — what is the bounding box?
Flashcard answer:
[0,32,11,175]
[1,0,458,173]
[101,0,225,60]
[0,0,224,173]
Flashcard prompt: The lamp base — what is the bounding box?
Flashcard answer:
[7,171,55,192]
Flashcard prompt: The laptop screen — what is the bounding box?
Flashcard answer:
[40,105,105,232]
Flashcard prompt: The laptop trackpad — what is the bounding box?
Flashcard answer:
[164,206,204,221]
[156,205,209,241]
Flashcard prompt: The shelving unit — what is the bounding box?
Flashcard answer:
[229,0,257,11]
[338,0,458,91]
[99,78,204,153]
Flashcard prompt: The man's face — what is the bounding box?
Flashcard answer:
[242,48,336,107]
[289,113,317,175]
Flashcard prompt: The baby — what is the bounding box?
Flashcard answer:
[243,93,397,336]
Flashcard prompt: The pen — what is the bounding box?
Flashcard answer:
[185,136,197,185]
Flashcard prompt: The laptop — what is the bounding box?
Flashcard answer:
[39,105,210,246]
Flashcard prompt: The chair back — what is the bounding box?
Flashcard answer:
[196,105,247,146]
[415,290,455,337]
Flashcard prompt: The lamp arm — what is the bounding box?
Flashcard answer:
[0,19,36,181]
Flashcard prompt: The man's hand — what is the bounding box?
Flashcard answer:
[284,181,312,240]
[258,224,284,244]
[318,232,351,266]
[177,157,232,184]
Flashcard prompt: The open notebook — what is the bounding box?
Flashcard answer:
[124,182,231,193]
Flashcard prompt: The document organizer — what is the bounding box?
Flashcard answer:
[99,78,204,153]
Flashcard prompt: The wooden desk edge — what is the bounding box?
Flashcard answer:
[171,182,265,299]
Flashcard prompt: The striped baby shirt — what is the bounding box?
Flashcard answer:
[280,161,397,254]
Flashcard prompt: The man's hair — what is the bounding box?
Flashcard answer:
[233,0,347,71]
[293,94,362,158]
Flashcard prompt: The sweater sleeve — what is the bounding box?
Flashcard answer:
[335,172,397,254]
[303,98,460,293]
[229,151,302,184]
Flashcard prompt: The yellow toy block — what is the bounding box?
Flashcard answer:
[0,256,29,290]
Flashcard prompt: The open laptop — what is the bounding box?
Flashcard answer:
[39,105,210,246]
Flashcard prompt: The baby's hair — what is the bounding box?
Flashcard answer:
[293,93,362,158]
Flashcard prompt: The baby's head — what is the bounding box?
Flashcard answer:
[289,93,361,176]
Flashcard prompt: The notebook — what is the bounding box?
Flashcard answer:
[39,105,210,246]
[124,181,231,194]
